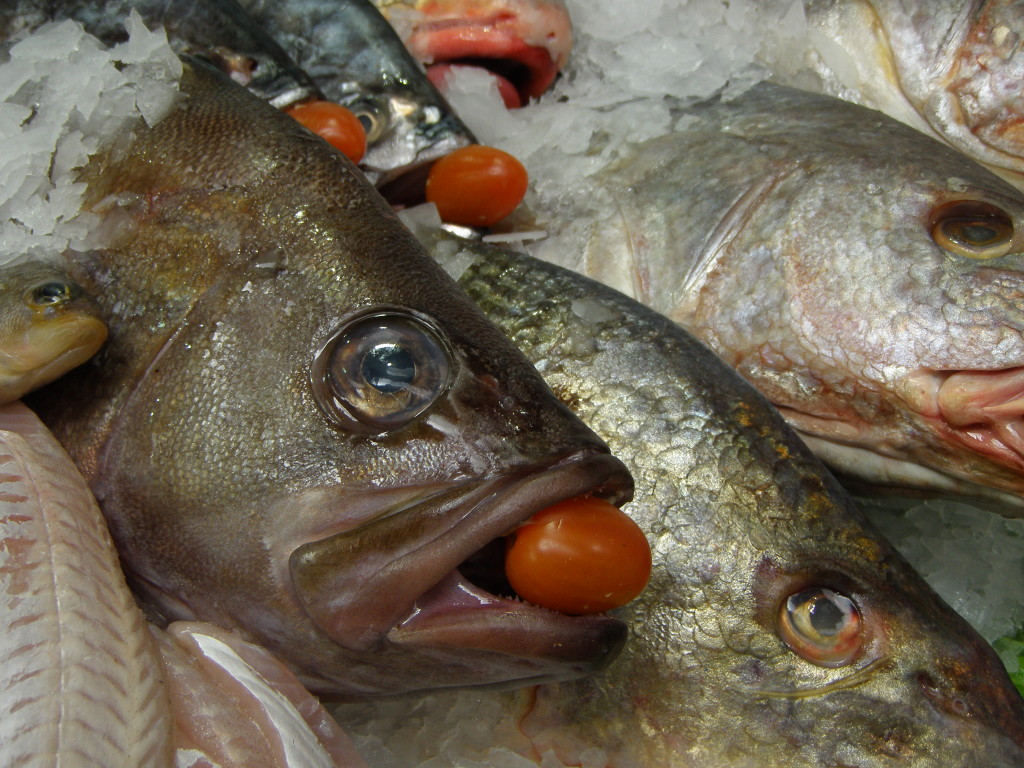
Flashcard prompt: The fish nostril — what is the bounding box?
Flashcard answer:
[917,671,973,719]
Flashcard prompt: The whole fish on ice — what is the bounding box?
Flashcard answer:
[335,221,1024,767]
[779,0,1024,188]
[0,401,367,768]
[26,55,633,698]
[528,81,1024,512]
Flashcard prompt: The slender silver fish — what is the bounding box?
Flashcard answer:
[332,222,1024,767]
[526,81,1024,512]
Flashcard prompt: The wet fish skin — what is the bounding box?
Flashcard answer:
[0,261,107,404]
[239,0,478,188]
[409,225,1024,766]
[795,0,1024,186]
[531,81,1024,511]
[28,58,632,698]
[0,0,323,108]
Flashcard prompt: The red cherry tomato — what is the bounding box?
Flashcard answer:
[285,100,367,163]
[505,496,652,615]
[425,145,529,227]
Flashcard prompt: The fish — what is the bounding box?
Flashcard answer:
[523,81,1024,512]
[238,0,478,191]
[25,57,634,699]
[369,0,574,107]
[784,0,1024,187]
[334,218,1024,766]
[0,0,323,108]
[0,261,107,404]
[0,399,366,768]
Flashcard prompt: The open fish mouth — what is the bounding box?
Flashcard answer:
[907,366,1024,477]
[401,8,572,106]
[289,451,632,683]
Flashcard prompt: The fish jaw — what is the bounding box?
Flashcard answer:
[375,0,572,103]
[287,451,630,694]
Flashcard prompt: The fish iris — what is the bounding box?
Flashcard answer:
[778,587,863,667]
[929,200,1015,259]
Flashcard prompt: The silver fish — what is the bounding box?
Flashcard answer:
[791,0,1024,188]
[27,57,633,698]
[526,81,1024,512]
[332,222,1024,767]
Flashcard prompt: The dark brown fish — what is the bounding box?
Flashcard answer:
[28,58,633,698]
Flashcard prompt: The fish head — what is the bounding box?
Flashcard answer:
[0,261,107,403]
[40,59,632,697]
[698,92,1024,508]
[371,0,572,105]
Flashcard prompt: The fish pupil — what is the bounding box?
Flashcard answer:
[809,597,845,636]
[362,343,416,393]
[32,281,73,305]
[957,222,999,245]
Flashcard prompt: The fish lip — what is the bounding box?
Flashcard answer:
[905,366,1024,482]
[407,21,565,101]
[289,450,632,679]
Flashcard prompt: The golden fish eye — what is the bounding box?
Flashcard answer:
[311,310,452,433]
[26,280,78,309]
[778,587,863,667]
[349,100,387,144]
[929,200,1014,259]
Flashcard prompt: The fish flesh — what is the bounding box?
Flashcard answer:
[369,0,574,106]
[0,399,365,768]
[27,57,634,699]
[339,218,1024,766]
[0,262,107,404]
[238,0,478,190]
[523,81,1024,512]
[786,0,1024,188]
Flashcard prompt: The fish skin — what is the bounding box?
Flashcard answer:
[0,262,107,404]
[0,401,174,768]
[0,0,323,108]
[526,81,1024,512]
[792,0,1024,187]
[27,58,633,698]
[238,0,478,189]
[369,0,573,103]
[391,224,1024,766]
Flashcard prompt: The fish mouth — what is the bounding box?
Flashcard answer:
[405,12,571,106]
[289,451,632,685]
[905,366,1024,477]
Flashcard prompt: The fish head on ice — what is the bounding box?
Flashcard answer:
[32,59,633,697]
[370,0,572,107]
[654,85,1024,510]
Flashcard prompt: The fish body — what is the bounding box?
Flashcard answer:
[360,222,1024,766]
[528,81,1024,511]
[239,0,478,189]
[790,0,1024,187]
[27,58,633,698]
[0,262,107,404]
[369,0,573,105]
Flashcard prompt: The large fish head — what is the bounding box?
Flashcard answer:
[371,0,572,105]
[39,59,632,697]
[698,88,1024,509]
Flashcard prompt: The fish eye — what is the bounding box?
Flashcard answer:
[348,100,388,144]
[26,280,79,308]
[311,310,452,433]
[929,200,1015,259]
[777,587,863,667]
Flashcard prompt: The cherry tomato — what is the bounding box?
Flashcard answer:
[284,100,367,163]
[425,145,529,227]
[504,496,652,615]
